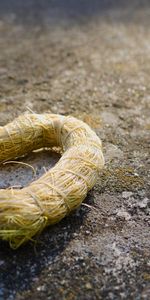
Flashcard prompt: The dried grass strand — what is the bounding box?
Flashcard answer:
[3,161,36,175]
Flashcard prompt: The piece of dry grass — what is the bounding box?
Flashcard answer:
[0,113,104,249]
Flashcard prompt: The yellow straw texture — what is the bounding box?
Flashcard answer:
[0,113,104,249]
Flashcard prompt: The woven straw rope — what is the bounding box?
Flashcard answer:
[0,114,104,248]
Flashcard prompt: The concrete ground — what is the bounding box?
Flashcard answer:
[0,1,150,299]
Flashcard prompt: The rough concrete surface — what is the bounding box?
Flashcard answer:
[0,1,150,299]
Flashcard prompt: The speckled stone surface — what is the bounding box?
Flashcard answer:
[0,1,150,299]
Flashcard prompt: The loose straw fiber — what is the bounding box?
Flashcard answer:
[0,113,104,249]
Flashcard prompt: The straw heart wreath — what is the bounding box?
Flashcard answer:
[0,113,104,249]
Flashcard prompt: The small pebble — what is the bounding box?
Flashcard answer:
[138,198,149,208]
[122,191,133,199]
[85,283,92,290]
[116,210,131,221]
[37,285,46,292]
[85,230,90,235]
